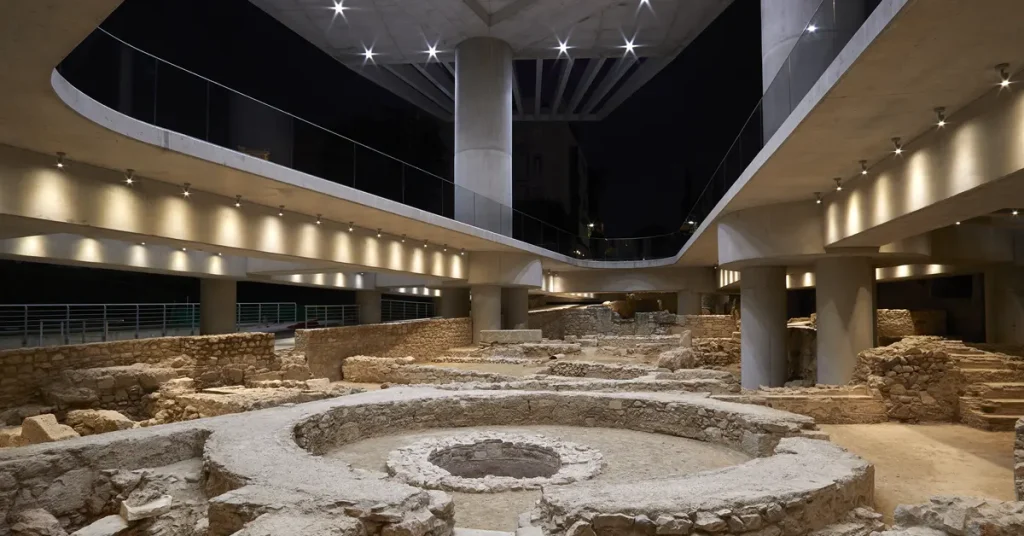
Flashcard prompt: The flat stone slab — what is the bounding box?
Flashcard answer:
[480,330,543,344]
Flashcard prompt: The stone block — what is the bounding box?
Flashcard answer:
[65,409,135,436]
[0,425,27,448]
[21,414,80,444]
[9,507,66,536]
[69,514,129,536]
[305,378,331,390]
[480,330,543,344]
[120,494,173,521]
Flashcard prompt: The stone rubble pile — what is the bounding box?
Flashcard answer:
[873,496,1024,536]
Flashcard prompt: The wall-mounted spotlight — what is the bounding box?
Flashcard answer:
[401,234,406,243]
[1012,210,1019,217]
[376,229,382,238]
[182,183,191,198]
[815,192,822,205]
[316,214,322,225]
[124,169,135,186]
[217,252,222,257]
[686,219,696,226]
[278,205,285,217]
[997,63,1011,88]
[834,178,843,192]
[443,244,448,252]
[935,107,947,127]
[140,242,146,246]
[955,221,961,226]
[348,222,354,232]
[181,247,187,252]
[891,137,903,155]
[423,241,429,248]
[234,195,242,208]
[859,160,868,175]
[460,249,465,256]
[56,152,66,169]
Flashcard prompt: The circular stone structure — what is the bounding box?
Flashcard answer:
[386,431,604,493]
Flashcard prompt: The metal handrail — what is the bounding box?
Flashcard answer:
[381,299,436,323]
[303,304,359,327]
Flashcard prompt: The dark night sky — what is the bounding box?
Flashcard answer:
[96,0,762,237]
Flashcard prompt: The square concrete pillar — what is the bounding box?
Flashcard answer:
[471,285,501,343]
[357,290,381,324]
[200,279,237,335]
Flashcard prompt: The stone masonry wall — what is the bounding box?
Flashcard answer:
[296,318,473,381]
[529,305,684,338]
[852,337,964,422]
[341,356,516,384]
[678,315,738,339]
[1017,418,1024,500]
[0,333,276,411]
[877,309,947,342]
[691,337,742,368]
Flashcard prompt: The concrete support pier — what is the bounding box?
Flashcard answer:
[676,290,702,316]
[471,285,502,343]
[454,37,514,235]
[740,266,788,389]
[986,266,1024,345]
[815,257,875,385]
[440,287,471,318]
[503,287,530,329]
[357,290,382,325]
[200,279,237,335]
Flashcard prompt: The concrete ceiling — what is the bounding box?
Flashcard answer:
[248,0,732,120]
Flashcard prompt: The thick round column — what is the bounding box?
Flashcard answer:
[471,285,502,343]
[357,290,382,324]
[504,288,530,329]
[200,279,237,335]
[455,37,513,235]
[760,0,820,91]
[440,287,471,318]
[815,258,875,385]
[740,266,787,389]
[676,290,702,316]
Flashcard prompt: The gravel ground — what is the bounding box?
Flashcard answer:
[324,425,750,531]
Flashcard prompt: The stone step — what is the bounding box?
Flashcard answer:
[455,529,515,536]
[960,368,1024,384]
[972,398,1024,415]
[955,357,1012,369]
[960,410,1021,432]
[972,382,1024,398]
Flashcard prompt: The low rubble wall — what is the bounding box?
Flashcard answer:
[296,318,473,380]
[341,356,517,384]
[0,333,277,411]
[852,337,964,422]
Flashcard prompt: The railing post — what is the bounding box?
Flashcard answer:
[135,305,140,339]
[258,303,263,325]
[190,305,196,335]
[102,304,108,342]
[162,304,167,337]
[276,303,281,324]
[39,321,43,347]
[22,305,28,347]
[81,320,86,344]
[64,305,70,344]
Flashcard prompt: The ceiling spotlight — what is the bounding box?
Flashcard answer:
[140,242,146,246]
[860,160,868,175]
[1013,210,1019,216]
[56,152,66,169]
[806,24,818,33]
[425,42,440,61]
[460,249,465,256]
[278,205,284,217]
[891,137,903,155]
[124,169,135,186]
[834,177,843,192]
[348,222,354,232]
[997,63,1011,88]
[401,234,406,243]
[935,106,947,127]
[234,195,242,208]
[182,182,191,198]
[955,221,961,226]
[686,219,696,226]
[376,229,382,238]
[362,46,378,63]
[815,192,822,205]
[217,252,222,257]
[620,35,638,56]
[423,241,429,248]
[316,214,322,225]
[587,222,595,228]
[181,247,187,252]
[556,38,570,57]
[331,0,348,17]
[443,244,448,252]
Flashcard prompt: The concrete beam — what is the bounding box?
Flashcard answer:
[468,252,542,288]
[543,267,715,294]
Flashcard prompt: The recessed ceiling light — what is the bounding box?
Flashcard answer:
[806,24,818,33]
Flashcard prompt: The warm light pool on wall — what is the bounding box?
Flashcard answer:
[124,169,135,186]
[934,107,946,128]
[891,137,903,155]
[55,152,65,169]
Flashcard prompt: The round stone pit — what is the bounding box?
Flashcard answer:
[386,431,604,493]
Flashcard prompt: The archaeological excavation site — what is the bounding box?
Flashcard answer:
[2,301,1023,536]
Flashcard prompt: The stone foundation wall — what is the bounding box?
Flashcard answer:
[295,318,473,380]
[1016,419,1024,500]
[541,361,662,380]
[528,306,679,338]
[691,337,742,368]
[341,356,516,384]
[853,337,964,422]
[0,333,277,411]
[678,315,738,339]
[877,309,947,342]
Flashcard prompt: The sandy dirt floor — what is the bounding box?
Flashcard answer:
[325,425,750,531]
[820,423,1016,522]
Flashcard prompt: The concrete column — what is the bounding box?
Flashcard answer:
[440,287,471,318]
[676,290,702,316]
[200,279,236,335]
[357,290,381,324]
[986,266,1024,344]
[740,266,787,389]
[471,285,502,343]
[815,257,875,385]
[455,37,514,235]
[504,288,530,329]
